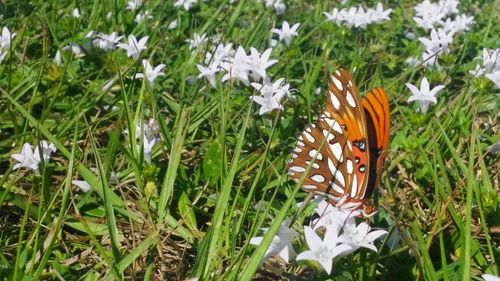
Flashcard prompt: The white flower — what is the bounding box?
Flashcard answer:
[141,136,157,163]
[249,221,298,263]
[483,274,500,281]
[221,46,251,85]
[93,32,123,51]
[135,59,166,89]
[72,180,91,192]
[0,26,16,50]
[368,3,392,23]
[174,0,198,11]
[11,141,57,173]
[406,77,445,113]
[54,50,62,66]
[204,43,233,66]
[126,0,142,10]
[271,21,300,47]
[442,14,474,34]
[422,50,439,68]
[485,71,500,89]
[117,35,148,60]
[197,63,220,88]
[323,8,341,23]
[247,47,278,80]
[413,0,446,30]
[71,8,81,18]
[135,11,153,23]
[62,43,84,57]
[168,20,178,29]
[311,199,359,231]
[274,1,286,15]
[323,4,391,29]
[418,28,454,54]
[339,221,387,253]
[296,225,353,274]
[250,78,290,115]
[438,0,459,16]
[186,32,208,50]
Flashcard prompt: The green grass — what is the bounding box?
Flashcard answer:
[0,0,499,280]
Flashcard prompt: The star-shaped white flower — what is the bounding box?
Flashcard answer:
[247,47,278,81]
[338,221,387,253]
[311,199,359,231]
[483,274,500,281]
[11,141,57,173]
[297,225,353,274]
[197,63,220,88]
[221,46,251,85]
[134,11,153,23]
[406,77,445,113]
[249,221,298,263]
[271,21,300,47]
[250,78,291,115]
[442,14,474,34]
[135,59,166,89]
[419,28,454,54]
[71,8,81,18]
[117,35,148,60]
[186,32,208,50]
[93,32,123,51]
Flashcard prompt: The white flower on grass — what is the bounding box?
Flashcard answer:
[221,46,251,85]
[174,0,198,11]
[123,119,159,163]
[141,136,158,163]
[71,8,81,18]
[485,71,500,89]
[323,4,392,28]
[368,3,392,23]
[339,221,387,253]
[413,1,446,30]
[135,59,166,89]
[271,21,300,47]
[93,32,123,51]
[126,0,142,10]
[186,32,207,50]
[247,47,278,81]
[311,199,359,231]
[442,14,474,34]
[62,43,84,57]
[204,43,233,66]
[471,48,500,77]
[418,28,454,54]
[11,141,57,173]
[438,0,459,15]
[0,26,16,50]
[118,35,148,60]
[54,50,62,66]
[297,225,353,274]
[422,50,439,68]
[135,11,153,23]
[168,20,178,29]
[250,78,291,115]
[406,77,445,113]
[274,1,286,15]
[249,221,298,263]
[323,8,341,23]
[483,274,500,281]
[197,63,220,88]
[72,180,91,192]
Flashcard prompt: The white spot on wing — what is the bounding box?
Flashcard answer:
[346,159,353,174]
[303,185,317,190]
[346,90,356,107]
[303,131,315,143]
[311,174,325,183]
[297,141,305,147]
[331,76,343,91]
[331,142,343,162]
[309,149,323,160]
[305,161,320,169]
[290,166,305,172]
[294,147,302,153]
[327,158,345,186]
[329,91,341,110]
[350,174,358,197]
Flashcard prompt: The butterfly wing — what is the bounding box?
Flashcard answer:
[361,87,390,198]
[326,69,370,199]
[288,114,356,202]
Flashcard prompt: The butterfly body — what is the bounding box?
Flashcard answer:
[288,69,390,217]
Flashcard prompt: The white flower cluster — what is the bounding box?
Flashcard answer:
[250,198,387,274]
[470,48,500,88]
[174,0,199,11]
[0,26,16,63]
[413,0,474,67]
[11,140,57,174]
[323,3,392,29]
[197,41,293,115]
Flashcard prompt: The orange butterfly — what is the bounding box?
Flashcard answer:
[287,68,390,217]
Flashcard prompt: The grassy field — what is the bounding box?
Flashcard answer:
[0,0,499,280]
